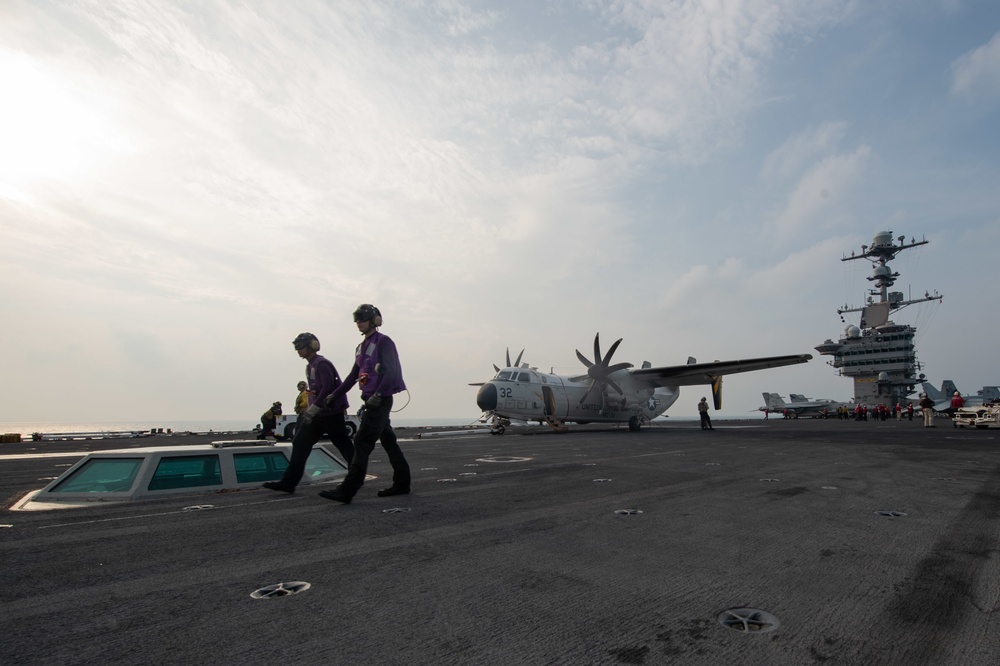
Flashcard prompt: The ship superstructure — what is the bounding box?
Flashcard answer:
[815,231,942,406]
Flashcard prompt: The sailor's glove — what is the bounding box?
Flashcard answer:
[301,404,321,424]
[365,394,382,409]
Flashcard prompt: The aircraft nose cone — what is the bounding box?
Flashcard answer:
[477,383,497,411]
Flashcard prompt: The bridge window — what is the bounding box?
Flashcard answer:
[147,455,222,491]
[49,457,143,493]
[234,451,289,483]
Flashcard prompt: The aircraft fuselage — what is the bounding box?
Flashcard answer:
[476,366,679,427]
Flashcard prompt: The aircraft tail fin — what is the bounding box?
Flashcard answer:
[763,393,786,410]
[921,381,943,402]
[941,380,960,398]
[983,387,1000,404]
[711,375,723,410]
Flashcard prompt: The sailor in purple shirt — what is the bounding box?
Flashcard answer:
[262,332,354,494]
[319,304,410,504]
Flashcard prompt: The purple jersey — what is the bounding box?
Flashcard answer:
[329,331,406,403]
[308,354,348,412]
[354,331,406,398]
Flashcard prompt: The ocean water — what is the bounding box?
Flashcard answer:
[0,413,736,437]
[0,417,485,436]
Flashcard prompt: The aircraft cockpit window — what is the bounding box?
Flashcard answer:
[517,372,530,382]
[497,371,512,380]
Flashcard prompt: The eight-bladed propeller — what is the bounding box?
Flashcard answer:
[494,348,524,373]
[570,334,634,406]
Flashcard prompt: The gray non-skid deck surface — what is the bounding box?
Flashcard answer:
[2,421,999,665]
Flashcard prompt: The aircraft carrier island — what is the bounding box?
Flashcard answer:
[816,230,942,407]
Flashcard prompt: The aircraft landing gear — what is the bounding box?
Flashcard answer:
[628,416,641,432]
[490,416,510,436]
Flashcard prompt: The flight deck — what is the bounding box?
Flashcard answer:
[2,419,998,665]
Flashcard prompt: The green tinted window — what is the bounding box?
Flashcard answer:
[305,449,348,478]
[234,451,290,483]
[50,458,142,493]
[147,455,222,491]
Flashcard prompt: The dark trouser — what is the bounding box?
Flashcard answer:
[339,395,410,497]
[281,411,354,487]
[700,411,712,429]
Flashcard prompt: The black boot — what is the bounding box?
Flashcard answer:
[262,481,295,493]
[318,487,353,504]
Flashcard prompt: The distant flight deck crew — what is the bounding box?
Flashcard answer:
[951,391,965,427]
[262,333,354,493]
[698,397,714,430]
[920,393,935,427]
[294,381,310,416]
[320,304,410,504]
[258,401,282,439]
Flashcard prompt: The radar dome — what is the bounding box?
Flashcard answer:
[846,325,861,338]
[872,231,893,247]
[878,372,890,382]
[873,265,891,277]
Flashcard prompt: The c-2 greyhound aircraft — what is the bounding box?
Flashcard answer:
[474,334,812,433]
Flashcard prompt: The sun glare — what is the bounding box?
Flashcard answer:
[0,52,130,200]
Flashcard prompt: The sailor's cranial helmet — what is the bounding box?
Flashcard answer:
[353,304,382,326]
[293,332,320,351]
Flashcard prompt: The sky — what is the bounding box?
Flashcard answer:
[2,0,999,425]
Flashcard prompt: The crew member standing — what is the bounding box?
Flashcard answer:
[262,333,354,493]
[698,397,714,430]
[320,304,410,503]
[920,393,935,428]
[294,381,310,416]
[951,391,965,428]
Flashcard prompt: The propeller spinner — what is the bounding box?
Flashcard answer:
[570,334,633,406]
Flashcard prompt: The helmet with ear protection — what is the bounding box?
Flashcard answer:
[353,304,382,327]
[292,332,321,351]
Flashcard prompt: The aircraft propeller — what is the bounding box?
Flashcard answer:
[494,348,525,373]
[570,334,634,406]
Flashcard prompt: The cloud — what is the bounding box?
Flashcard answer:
[761,122,849,183]
[770,145,872,236]
[9,0,998,424]
[951,29,1000,102]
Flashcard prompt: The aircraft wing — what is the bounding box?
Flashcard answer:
[629,354,812,387]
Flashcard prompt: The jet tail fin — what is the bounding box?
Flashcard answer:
[921,381,942,402]
[763,393,786,410]
[941,380,960,398]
